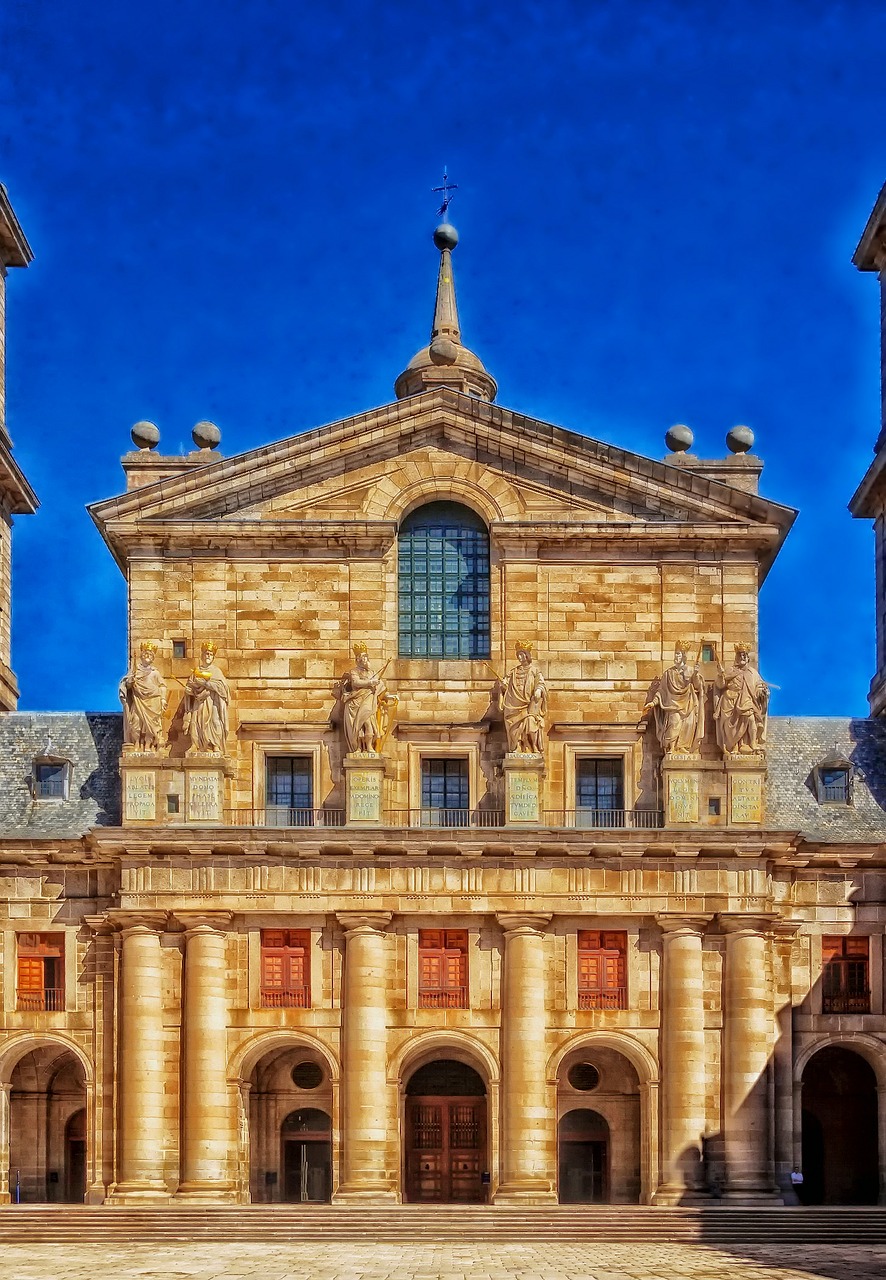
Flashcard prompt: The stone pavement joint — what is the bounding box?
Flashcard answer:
[0,1241,883,1280]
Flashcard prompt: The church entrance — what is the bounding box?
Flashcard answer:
[801,1045,879,1204]
[280,1109,331,1202]
[404,1060,487,1203]
[558,1109,610,1203]
[7,1046,87,1203]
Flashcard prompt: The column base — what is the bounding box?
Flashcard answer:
[722,1187,784,1205]
[493,1180,558,1205]
[651,1182,710,1205]
[105,1179,171,1203]
[332,1187,399,1203]
[174,1180,238,1203]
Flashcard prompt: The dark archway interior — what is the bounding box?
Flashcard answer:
[406,1059,486,1096]
[559,1108,610,1204]
[801,1046,878,1204]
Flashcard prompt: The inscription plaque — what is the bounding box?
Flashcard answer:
[506,770,540,823]
[124,770,157,822]
[187,770,222,822]
[348,768,382,823]
[730,772,763,824]
[667,773,699,824]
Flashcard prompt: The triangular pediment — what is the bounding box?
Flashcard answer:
[89,389,796,572]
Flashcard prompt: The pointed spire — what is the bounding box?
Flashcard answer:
[395,220,497,402]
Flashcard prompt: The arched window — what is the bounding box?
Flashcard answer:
[398,501,490,659]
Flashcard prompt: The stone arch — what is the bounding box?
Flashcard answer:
[548,1030,658,1205]
[0,1033,94,1088]
[546,1030,658,1087]
[382,478,509,526]
[231,1031,340,1205]
[228,1029,340,1085]
[794,1033,886,1089]
[388,1030,500,1087]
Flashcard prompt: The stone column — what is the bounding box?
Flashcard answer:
[113,913,169,1199]
[0,1083,10,1203]
[175,911,237,1200]
[334,911,396,1201]
[771,922,800,1203]
[655,916,709,1203]
[494,913,556,1204]
[722,916,778,1200]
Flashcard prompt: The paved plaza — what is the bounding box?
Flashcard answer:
[0,1241,884,1280]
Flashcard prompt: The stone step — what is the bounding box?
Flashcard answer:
[1,1205,885,1244]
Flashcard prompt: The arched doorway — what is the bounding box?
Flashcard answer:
[248,1045,333,1203]
[404,1059,487,1203]
[280,1109,331,1203]
[8,1047,86,1203]
[556,1046,641,1203]
[801,1045,878,1204]
[559,1110,609,1203]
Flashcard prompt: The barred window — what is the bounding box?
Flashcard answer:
[577,930,627,1011]
[260,929,311,1009]
[822,936,870,1014]
[398,502,490,659]
[418,929,468,1008]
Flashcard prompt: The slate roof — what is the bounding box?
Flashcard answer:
[766,716,886,842]
[0,711,882,846]
[0,712,121,837]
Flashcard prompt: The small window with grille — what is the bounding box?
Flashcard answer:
[33,760,71,801]
[260,929,311,1009]
[418,929,468,1008]
[821,936,869,1014]
[17,933,65,1011]
[812,751,853,805]
[420,757,469,827]
[577,930,627,1011]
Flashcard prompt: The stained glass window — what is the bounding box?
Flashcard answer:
[398,502,490,659]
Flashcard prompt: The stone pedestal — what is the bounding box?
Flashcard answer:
[334,912,396,1201]
[502,753,545,826]
[722,917,780,1201]
[109,913,170,1201]
[175,911,237,1201]
[494,913,557,1204]
[343,754,386,826]
[654,916,709,1204]
[120,754,232,825]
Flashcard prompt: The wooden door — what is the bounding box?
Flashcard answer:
[405,1096,485,1202]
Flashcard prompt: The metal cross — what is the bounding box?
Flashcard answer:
[433,167,458,219]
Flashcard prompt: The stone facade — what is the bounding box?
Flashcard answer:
[1,187,886,1211]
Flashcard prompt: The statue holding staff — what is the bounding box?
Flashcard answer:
[497,640,547,755]
[182,640,230,756]
[713,643,769,755]
[119,640,168,752]
[643,640,705,756]
[339,643,396,755]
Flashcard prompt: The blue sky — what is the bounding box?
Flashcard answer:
[0,0,884,714]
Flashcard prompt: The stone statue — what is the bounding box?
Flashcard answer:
[498,641,547,755]
[339,643,396,755]
[119,641,168,752]
[182,641,230,755]
[713,644,769,754]
[643,641,705,755]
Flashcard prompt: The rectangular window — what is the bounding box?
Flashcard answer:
[420,758,469,826]
[260,929,311,1008]
[17,933,65,1011]
[418,929,468,1008]
[172,639,187,659]
[822,936,870,1014]
[266,756,313,826]
[576,759,624,828]
[34,762,68,800]
[577,930,627,1010]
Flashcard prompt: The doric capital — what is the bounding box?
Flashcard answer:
[106,909,168,937]
[82,914,114,936]
[718,912,778,938]
[336,911,392,937]
[656,914,711,938]
[496,912,551,938]
[173,910,234,938]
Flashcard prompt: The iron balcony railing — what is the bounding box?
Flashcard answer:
[578,987,627,1011]
[260,988,311,1009]
[544,809,664,830]
[226,808,346,828]
[418,988,469,1009]
[822,990,871,1015]
[16,988,64,1012]
[222,807,662,830]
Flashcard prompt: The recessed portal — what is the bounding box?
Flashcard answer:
[404,1059,487,1204]
[559,1109,609,1203]
[280,1108,331,1203]
[801,1045,879,1204]
[8,1046,86,1203]
[248,1044,333,1203]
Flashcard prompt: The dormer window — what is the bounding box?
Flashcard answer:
[812,750,854,805]
[33,758,72,801]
